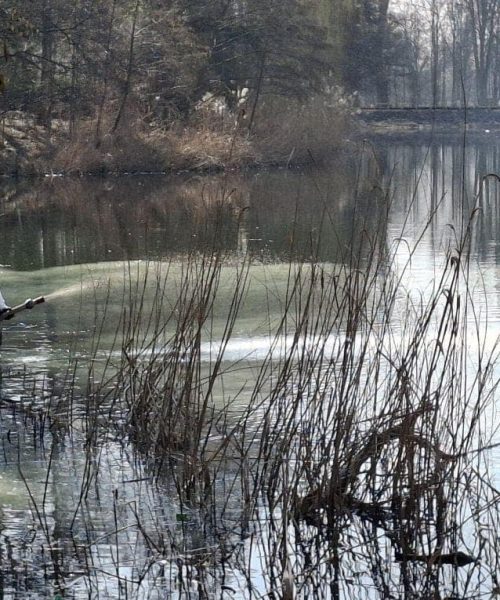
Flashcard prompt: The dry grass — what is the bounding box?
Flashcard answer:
[88,204,498,598]
[4,196,500,598]
[0,93,352,175]
[41,94,351,175]
[252,95,351,165]
[0,111,54,175]
[164,124,257,171]
[49,111,258,174]
[50,114,167,174]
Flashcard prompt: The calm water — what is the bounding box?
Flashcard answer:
[2,138,500,361]
[0,134,500,598]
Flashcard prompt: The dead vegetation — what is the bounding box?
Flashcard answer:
[0,96,351,176]
[0,111,55,175]
[253,95,351,165]
[1,189,498,598]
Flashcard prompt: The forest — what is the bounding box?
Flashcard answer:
[0,0,499,175]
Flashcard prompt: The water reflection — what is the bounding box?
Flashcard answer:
[0,161,386,270]
[0,135,500,598]
[375,136,500,257]
[3,138,500,390]
[2,137,500,403]
[1,138,500,272]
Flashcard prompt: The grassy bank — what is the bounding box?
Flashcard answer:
[0,97,351,177]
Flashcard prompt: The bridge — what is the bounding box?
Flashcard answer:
[359,107,500,125]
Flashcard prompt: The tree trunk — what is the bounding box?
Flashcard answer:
[112,0,140,133]
[40,1,55,126]
[374,0,390,105]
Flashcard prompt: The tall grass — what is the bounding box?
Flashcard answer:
[248,226,496,598]
[48,95,350,175]
[2,190,500,599]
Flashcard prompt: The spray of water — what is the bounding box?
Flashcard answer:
[43,282,93,301]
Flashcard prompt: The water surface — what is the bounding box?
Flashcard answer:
[0,134,500,598]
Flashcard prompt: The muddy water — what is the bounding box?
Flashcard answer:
[0,135,499,598]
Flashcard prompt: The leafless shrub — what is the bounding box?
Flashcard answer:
[252,95,351,165]
[4,189,500,599]
[50,112,167,175]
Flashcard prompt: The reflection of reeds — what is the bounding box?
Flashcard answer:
[0,159,371,270]
[3,200,500,599]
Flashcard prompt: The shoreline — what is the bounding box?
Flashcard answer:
[0,102,350,179]
[357,119,499,141]
[0,139,346,181]
[0,149,342,180]
[2,114,494,182]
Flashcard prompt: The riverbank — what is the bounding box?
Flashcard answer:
[357,106,500,138]
[0,100,350,177]
[357,122,500,147]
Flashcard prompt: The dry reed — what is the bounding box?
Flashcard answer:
[2,190,500,599]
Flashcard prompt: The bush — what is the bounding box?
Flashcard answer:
[252,94,351,165]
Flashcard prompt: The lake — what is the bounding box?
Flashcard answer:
[0,133,500,598]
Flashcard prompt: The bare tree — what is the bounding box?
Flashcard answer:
[463,0,499,104]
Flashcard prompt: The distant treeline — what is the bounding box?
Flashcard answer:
[1,1,497,134]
